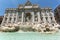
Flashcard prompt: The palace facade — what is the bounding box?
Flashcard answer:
[1,1,56,26]
[54,5,60,24]
[0,16,3,24]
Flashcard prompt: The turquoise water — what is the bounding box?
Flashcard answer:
[0,32,60,40]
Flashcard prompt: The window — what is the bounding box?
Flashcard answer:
[9,11,11,13]
[19,16,21,18]
[49,13,52,16]
[45,13,47,16]
[50,17,52,20]
[10,14,12,16]
[46,10,49,13]
[14,14,16,16]
[35,16,37,18]
[14,18,16,21]
[13,10,16,13]
[46,17,49,23]
[34,12,37,16]
[10,18,12,21]
[35,18,38,21]
[41,13,43,16]
[46,17,48,20]
[18,12,22,15]
[41,10,45,13]
[41,17,43,20]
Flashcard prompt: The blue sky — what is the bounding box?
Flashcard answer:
[0,0,60,16]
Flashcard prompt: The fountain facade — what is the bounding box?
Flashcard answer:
[1,0,56,26]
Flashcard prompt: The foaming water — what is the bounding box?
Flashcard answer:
[0,32,60,40]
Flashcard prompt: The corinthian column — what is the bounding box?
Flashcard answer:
[43,17,46,23]
[51,11,56,23]
[46,11,51,23]
[37,12,41,23]
[31,12,34,23]
[15,12,18,23]
[7,13,10,23]
[22,12,24,23]
[1,14,7,26]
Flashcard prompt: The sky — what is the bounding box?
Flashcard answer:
[0,0,60,16]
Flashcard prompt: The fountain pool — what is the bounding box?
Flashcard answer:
[0,32,60,40]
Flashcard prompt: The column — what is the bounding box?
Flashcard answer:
[22,12,24,23]
[48,17,51,23]
[1,14,6,26]
[7,13,10,23]
[46,11,51,23]
[51,12,56,23]
[41,11,46,23]
[15,12,18,23]
[37,12,41,23]
[31,12,34,23]
[41,11,45,23]
[43,17,46,23]
[11,13,14,23]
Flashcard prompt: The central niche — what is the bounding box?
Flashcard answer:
[25,12,32,22]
